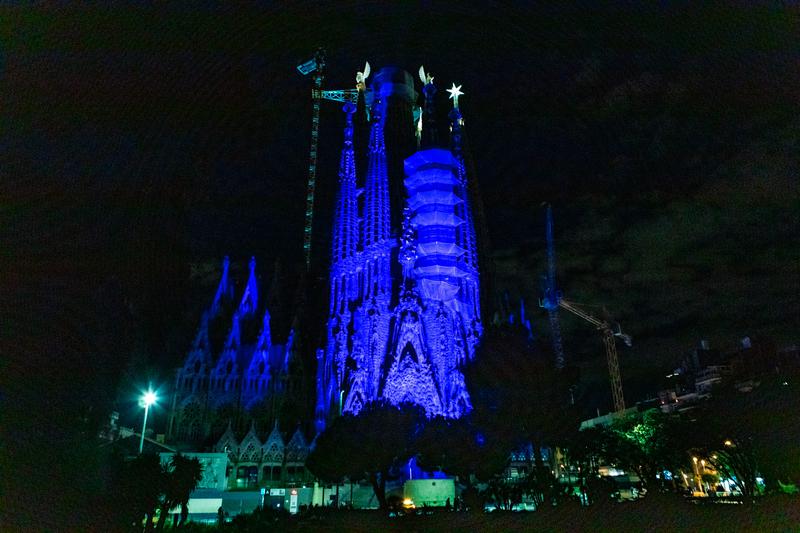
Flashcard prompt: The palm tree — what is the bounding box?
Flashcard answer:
[156,454,203,530]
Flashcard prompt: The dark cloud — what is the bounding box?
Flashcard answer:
[2,3,798,416]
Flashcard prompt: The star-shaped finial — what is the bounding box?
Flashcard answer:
[447,83,464,108]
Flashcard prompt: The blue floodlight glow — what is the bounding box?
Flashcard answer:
[316,69,482,428]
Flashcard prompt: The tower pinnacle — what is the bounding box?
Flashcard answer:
[447,83,464,109]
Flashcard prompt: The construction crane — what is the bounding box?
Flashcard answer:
[539,204,631,413]
[296,49,368,270]
[541,204,566,370]
[558,298,632,413]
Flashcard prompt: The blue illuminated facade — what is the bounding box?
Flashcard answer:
[168,256,299,443]
[316,68,482,429]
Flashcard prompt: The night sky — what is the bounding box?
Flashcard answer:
[3,3,799,426]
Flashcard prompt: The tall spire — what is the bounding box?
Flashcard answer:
[210,256,232,316]
[332,103,359,265]
[363,99,389,248]
[237,256,259,317]
[329,102,359,316]
[360,97,392,301]
[256,308,272,351]
[419,67,438,149]
[450,105,477,272]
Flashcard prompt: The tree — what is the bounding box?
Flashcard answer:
[416,416,510,483]
[606,409,694,488]
[156,454,203,530]
[415,417,510,511]
[692,371,800,497]
[110,453,203,531]
[117,453,163,532]
[306,416,360,485]
[307,402,424,510]
[466,324,581,505]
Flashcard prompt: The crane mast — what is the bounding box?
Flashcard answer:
[538,205,630,413]
[559,298,629,413]
[541,204,566,369]
[297,49,362,271]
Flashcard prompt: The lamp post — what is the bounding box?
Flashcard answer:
[139,390,157,454]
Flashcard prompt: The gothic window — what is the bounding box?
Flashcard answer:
[259,361,265,374]
[226,361,233,374]
[264,442,283,464]
[179,402,201,441]
[241,442,260,463]
[194,361,201,373]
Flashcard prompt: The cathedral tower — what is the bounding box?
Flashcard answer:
[317,67,482,429]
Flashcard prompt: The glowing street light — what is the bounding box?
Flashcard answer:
[138,389,157,454]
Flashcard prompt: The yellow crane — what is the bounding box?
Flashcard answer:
[558,298,631,413]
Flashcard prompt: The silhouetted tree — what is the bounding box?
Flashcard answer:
[118,453,163,531]
[466,324,581,505]
[692,370,800,497]
[307,402,424,510]
[156,454,203,530]
[416,417,510,511]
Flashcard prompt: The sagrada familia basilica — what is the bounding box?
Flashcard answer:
[166,64,485,483]
[315,67,482,428]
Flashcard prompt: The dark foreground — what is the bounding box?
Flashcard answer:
[176,493,800,533]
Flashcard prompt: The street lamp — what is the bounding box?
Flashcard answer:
[139,390,157,454]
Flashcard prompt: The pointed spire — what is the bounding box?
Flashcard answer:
[225,312,241,349]
[237,256,259,317]
[211,256,232,315]
[283,329,295,372]
[449,104,478,274]
[191,311,212,351]
[256,308,272,351]
[420,74,438,149]
[449,107,464,157]
[363,97,390,248]
[332,103,359,267]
